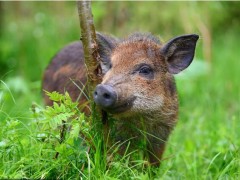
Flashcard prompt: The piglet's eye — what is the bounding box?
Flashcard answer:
[132,63,154,79]
[139,66,152,75]
[138,65,154,79]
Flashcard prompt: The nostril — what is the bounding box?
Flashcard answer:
[103,93,111,99]
[94,91,98,96]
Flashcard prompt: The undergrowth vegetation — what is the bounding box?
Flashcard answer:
[0,91,151,179]
[1,92,90,178]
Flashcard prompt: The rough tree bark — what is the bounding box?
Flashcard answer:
[77,1,101,93]
[77,1,109,137]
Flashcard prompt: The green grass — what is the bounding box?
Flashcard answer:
[0,1,240,179]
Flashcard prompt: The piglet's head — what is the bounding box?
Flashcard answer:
[94,33,199,118]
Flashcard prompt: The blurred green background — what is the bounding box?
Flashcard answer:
[0,1,239,177]
[0,1,239,111]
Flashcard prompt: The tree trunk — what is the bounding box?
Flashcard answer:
[77,1,109,139]
[77,1,102,95]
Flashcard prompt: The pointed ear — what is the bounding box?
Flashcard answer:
[96,32,118,74]
[160,34,199,74]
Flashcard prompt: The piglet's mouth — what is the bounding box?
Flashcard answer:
[102,96,136,114]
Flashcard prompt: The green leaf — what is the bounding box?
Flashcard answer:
[45,91,64,102]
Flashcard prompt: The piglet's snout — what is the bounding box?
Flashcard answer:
[94,84,117,108]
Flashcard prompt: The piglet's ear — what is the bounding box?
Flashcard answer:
[161,34,199,74]
[96,32,118,74]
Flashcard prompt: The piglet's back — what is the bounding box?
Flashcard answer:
[42,41,88,107]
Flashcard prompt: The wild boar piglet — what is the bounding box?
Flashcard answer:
[43,32,199,165]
